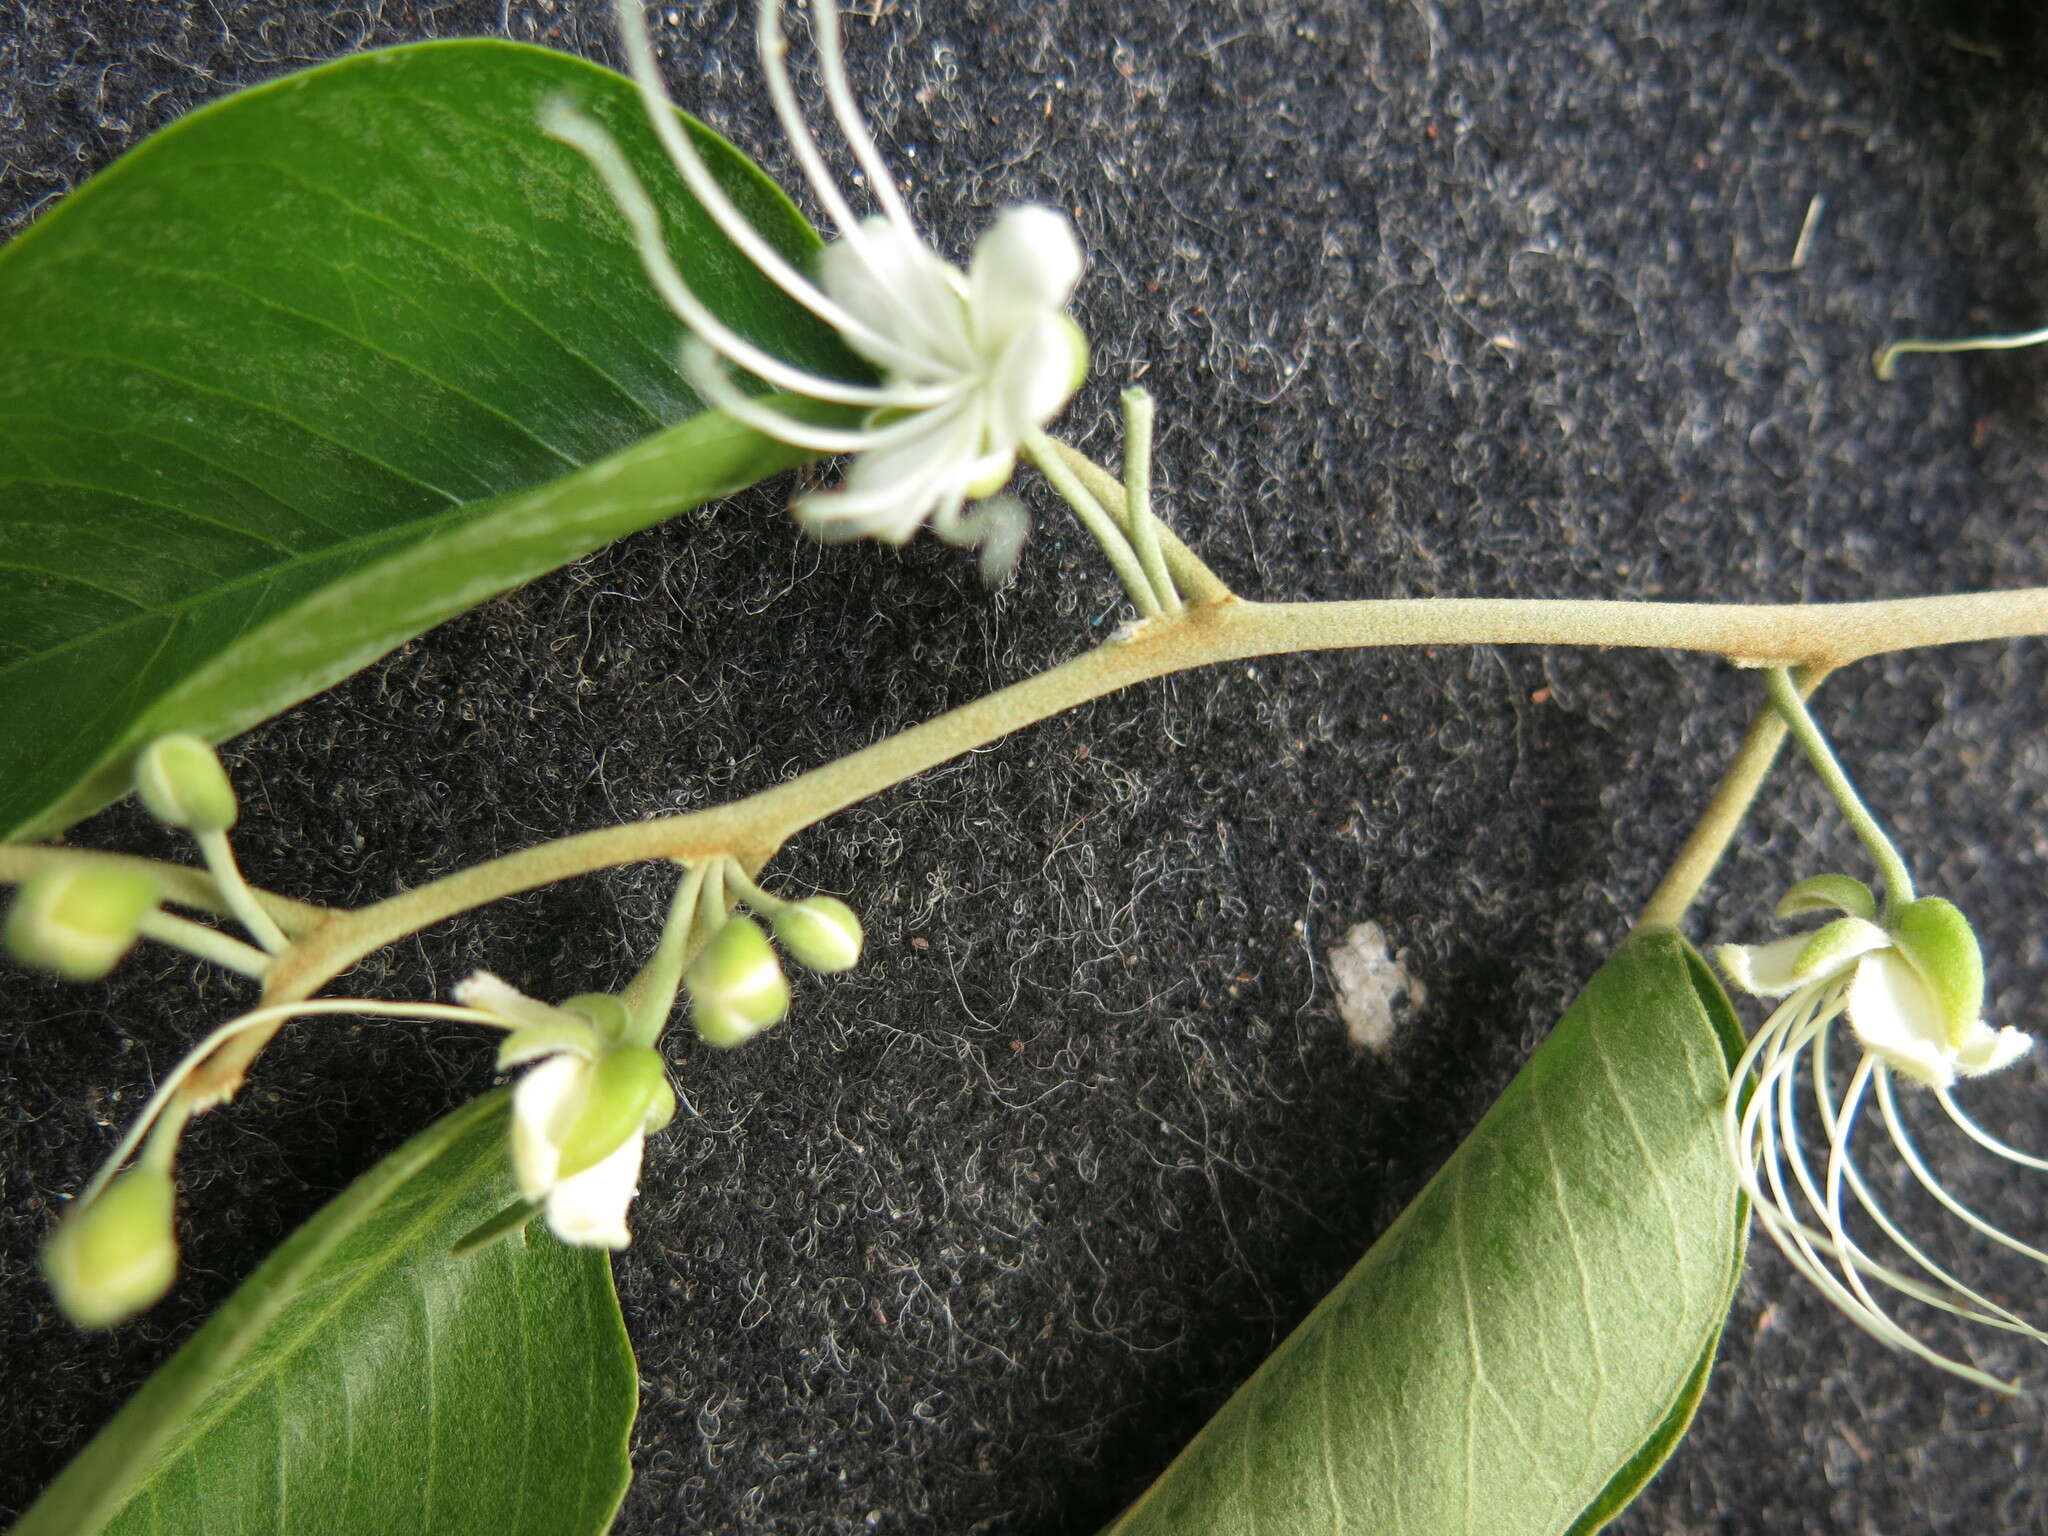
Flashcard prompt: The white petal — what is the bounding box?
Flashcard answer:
[969,205,1083,354]
[1791,917,1892,980]
[543,1130,644,1249]
[816,218,972,373]
[511,1055,589,1201]
[987,311,1083,444]
[457,972,570,1032]
[794,405,980,543]
[1716,936,1813,997]
[1956,1022,2034,1077]
[1847,951,1955,1088]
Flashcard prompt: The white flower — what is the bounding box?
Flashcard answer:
[1716,876,2042,1388]
[457,974,674,1250]
[544,0,1087,563]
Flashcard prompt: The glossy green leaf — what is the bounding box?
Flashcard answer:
[0,39,856,842]
[1106,929,1749,1536]
[13,1091,635,1536]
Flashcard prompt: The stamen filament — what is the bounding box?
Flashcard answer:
[1814,1032,2041,1333]
[610,0,938,376]
[1936,1088,2048,1172]
[1120,388,1181,615]
[679,338,969,452]
[543,100,948,408]
[1878,1071,2048,1267]
[802,0,920,234]
[1876,323,2048,381]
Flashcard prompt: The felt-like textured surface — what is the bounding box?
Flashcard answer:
[5,1,2048,1531]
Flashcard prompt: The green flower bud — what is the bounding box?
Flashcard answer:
[556,1046,666,1180]
[772,895,864,974]
[5,866,159,981]
[1887,897,1985,1047]
[134,734,239,833]
[42,1166,179,1329]
[562,993,632,1044]
[686,916,790,1048]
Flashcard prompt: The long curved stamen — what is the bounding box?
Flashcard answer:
[610,0,937,376]
[544,101,951,409]
[81,999,517,1207]
[1759,1056,2011,1383]
[1878,1071,2048,1267]
[1833,1141,2042,1334]
[1936,1087,2048,1173]
[1820,1056,1931,1334]
[805,0,919,234]
[680,338,971,451]
[754,0,964,360]
[1757,1026,2029,1382]
[755,0,881,247]
[1742,1001,2016,1326]
[1816,1038,2042,1334]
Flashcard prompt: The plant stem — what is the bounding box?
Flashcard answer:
[1119,389,1180,614]
[0,846,327,933]
[720,859,790,916]
[1049,440,1233,606]
[1634,668,1826,932]
[137,909,273,979]
[17,447,2048,1100]
[248,579,2048,1020]
[622,860,706,1047]
[194,829,291,953]
[1763,667,1916,911]
[1024,433,1163,618]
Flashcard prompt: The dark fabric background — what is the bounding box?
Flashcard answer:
[5,1,2048,1531]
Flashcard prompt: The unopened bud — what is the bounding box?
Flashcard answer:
[135,734,238,833]
[773,896,864,974]
[43,1166,179,1329]
[5,866,158,981]
[686,916,790,1048]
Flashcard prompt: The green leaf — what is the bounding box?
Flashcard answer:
[12,1091,636,1536]
[1104,929,1749,1536]
[0,39,856,842]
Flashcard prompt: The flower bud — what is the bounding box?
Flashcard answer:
[772,895,864,973]
[4,865,158,981]
[42,1166,179,1329]
[556,1046,667,1179]
[686,916,790,1048]
[134,734,239,833]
